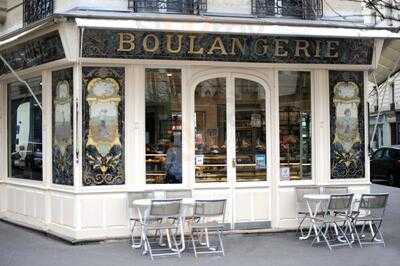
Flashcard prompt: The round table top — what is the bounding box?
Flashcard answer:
[303,193,361,201]
[303,194,331,200]
[133,198,195,206]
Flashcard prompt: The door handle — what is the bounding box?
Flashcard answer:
[232,158,236,167]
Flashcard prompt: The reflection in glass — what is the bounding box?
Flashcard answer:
[8,77,42,180]
[279,71,312,180]
[145,69,182,184]
[235,79,267,182]
[52,69,74,185]
[195,78,227,183]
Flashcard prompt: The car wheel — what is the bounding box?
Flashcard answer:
[389,174,396,186]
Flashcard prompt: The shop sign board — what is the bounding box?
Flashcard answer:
[82,29,374,65]
[0,31,65,75]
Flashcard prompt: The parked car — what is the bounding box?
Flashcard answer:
[12,141,42,170]
[370,146,400,186]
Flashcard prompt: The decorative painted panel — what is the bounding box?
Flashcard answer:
[82,29,374,65]
[82,67,125,186]
[329,71,364,179]
[52,68,73,185]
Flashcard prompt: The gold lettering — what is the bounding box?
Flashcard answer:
[274,39,289,57]
[295,40,310,57]
[143,34,160,52]
[254,39,268,56]
[326,41,339,58]
[166,34,183,53]
[230,38,245,55]
[207,37,228,55]
[117,33,135,52]
[188,35,204,54]
[314,41,321,58]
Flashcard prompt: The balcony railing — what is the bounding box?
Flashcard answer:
[128,0,206,14]
[252,0,323,19]
[23,0,54,25]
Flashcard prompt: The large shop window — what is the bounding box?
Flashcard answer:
[8,77,43,181]
[195,78,227,183]
[145,69,182,184]
[279,71,312,181]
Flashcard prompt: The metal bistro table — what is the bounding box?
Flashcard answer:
[302,193,361,242]
[302,194,330,242]
[132,198,195,253]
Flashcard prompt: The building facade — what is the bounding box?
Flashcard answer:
[0,0,397,241]
[368,77,400,149]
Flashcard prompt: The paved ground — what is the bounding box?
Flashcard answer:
[1,184,399,266]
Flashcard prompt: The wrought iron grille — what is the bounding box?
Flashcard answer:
[128,0,206,14]
[252,0,323,19]
[23,0,54,25]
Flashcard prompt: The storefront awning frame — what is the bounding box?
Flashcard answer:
[0,24,49,110]
[75,18,399,39]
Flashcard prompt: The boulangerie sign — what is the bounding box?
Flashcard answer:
[82,29,374,65]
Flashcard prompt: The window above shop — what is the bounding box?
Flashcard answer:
[23,0,54,25]
[252,0,323,20]
[128,0,206,14]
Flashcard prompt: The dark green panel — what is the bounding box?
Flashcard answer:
[0,31,65,75]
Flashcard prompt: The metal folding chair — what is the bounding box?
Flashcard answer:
[351,193,389,247]
[165,190,192,199]
[189,199,226,257]
[295,186,321,238]
[323,186,349,194]
[312,194,354,251]
[143,199,182,260]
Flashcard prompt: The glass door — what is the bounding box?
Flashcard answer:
[234,78,267,182]
[194,78,227,183]
[193,76,268,184]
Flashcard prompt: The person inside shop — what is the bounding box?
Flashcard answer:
[165,133,182,184]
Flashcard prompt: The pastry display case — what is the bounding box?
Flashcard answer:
[146,152,167,184]
[279,109,311,180]
[235,112,267,181]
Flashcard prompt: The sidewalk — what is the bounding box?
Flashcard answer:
[0,184,399,266]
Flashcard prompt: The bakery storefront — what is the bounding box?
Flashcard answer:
[0,19,390,241]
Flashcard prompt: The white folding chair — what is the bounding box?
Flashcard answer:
[312,194,354,251]
[351,193,389,247]
[143,199,182,260]
[189,199,226,257]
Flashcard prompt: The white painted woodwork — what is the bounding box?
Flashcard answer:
[0,20,374,241]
